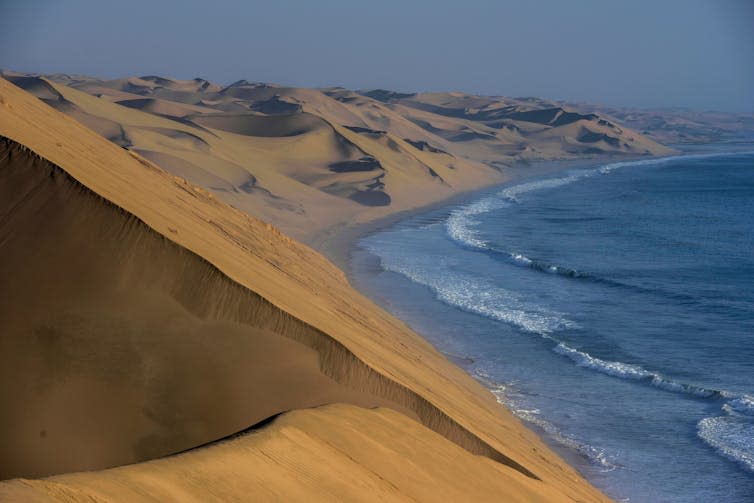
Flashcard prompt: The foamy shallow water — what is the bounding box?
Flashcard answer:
[353,148,754,502]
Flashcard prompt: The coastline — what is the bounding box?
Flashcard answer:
[312,151,683,496]
[312,154,668,276]
[0,78,616,502]
[328,146,754,502]
[314,139,754,275]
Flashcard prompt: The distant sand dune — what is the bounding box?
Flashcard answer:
[191,112,327,138]
[116,97,216,118]
[0,70,672,246]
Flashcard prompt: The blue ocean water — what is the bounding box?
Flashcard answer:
[352,149,754,502]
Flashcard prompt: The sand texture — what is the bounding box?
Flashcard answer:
[0,405,576,503]
[0,76,612,501]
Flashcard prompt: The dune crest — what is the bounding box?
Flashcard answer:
[0,405,571,503]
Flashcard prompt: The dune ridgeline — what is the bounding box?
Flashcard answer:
[0,74,633,501]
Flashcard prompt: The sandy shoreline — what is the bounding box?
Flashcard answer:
[313,154,659,276]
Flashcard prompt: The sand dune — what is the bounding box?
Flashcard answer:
[377,92,672,164]
[0,76,611,501]
[0,405,566,503]
[191,112,328,137]
[116,97,217,118]
[2,73,497,242]
[0,70,673,248]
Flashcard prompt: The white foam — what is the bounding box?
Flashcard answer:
[511,253,533,265]
[445,196,506,249]
[724,395,754,417]
[366,227,735,404]
[553,343,652,380]
[697,416,754,473]
[477,371,617,471]
[552,342,725,398]
[698,392,754,472]
[389,261,572,335]
[499,169,594,202]
[599,150,754,175]
[363,226,577,336]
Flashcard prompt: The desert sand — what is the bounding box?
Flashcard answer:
[1,71,673,245]
[0,75,617,501]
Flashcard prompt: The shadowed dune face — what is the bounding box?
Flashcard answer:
[1,76,62,101]
[2,75,134,148]
[343,125,387,135]
[328,156,382,173]
[115,98,216,118]
[364,90,673,162]
[568,102,754,144]
[403,138,449,155]
[0,139,407,479]
[191,112,327,137]
[361,89,416,102]
[250,96,302,115]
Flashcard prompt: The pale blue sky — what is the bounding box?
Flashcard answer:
[1,0,752,111]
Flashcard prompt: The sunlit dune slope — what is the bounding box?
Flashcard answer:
[0,405,571,503]
[0,78,610,501]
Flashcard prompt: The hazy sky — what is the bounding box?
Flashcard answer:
[1,0,753,112]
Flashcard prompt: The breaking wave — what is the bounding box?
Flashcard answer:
[446,151,754,252]
[360,238,575,335]
[552,342,728,399]
[697,394,754,473]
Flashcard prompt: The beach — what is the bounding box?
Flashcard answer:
[311,156,641,274]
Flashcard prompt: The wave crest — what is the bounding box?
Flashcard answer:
[365,248,574,335]
[697,415,754,473]
[553,342,726,399]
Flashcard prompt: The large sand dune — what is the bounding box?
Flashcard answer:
[0,77,611,501]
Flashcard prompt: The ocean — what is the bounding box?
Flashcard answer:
[351,149,754,502]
